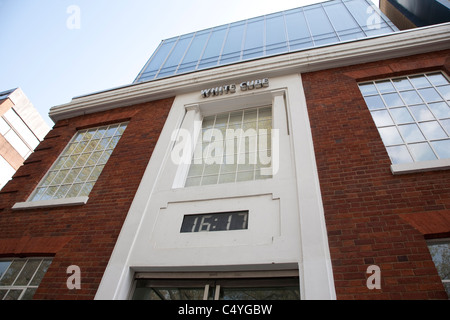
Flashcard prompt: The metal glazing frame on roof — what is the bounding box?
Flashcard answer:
[134,0,398,83]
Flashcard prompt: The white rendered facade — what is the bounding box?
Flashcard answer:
[94,73,334,300]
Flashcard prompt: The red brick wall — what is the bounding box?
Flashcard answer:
[303,49,450,299]
[0,97,174,299]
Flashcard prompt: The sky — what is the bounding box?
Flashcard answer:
[0,0,379,127]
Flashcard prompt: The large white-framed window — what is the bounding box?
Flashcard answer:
[170,89,283,190]
[29,122,128,202]
[13,122,128,209]
[0,257,53,300]
[358,72,450,173]
[185,105,273,187]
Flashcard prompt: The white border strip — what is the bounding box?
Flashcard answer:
[49,23,450,122]
[12,196,89,210]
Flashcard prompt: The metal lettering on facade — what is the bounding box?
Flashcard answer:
[201,78,269,98]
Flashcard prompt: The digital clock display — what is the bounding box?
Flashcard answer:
[180,211,249,233]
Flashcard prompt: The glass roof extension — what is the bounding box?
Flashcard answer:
[134,0,398,83]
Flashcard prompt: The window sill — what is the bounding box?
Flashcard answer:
[12,196,89,210]
[391,159,450,175]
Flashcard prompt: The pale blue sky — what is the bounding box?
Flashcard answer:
[0,0,379,126]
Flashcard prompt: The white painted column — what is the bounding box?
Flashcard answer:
[288,74,337,300]
[272,90,288,135]
[270,90,287,178]
[171,104,202,188]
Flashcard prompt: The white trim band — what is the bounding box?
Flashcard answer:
[12,196,89,210]
[49,23,450,123]
[391,159,450,175]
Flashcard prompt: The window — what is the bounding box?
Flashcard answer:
[131,271,299,300]
[427,239,450,299]
[184,106,272,187]
[29,122,128,202]
[0,258,52,300]
[358,72,450,165]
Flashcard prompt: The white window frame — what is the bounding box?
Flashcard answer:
[12,122,128,210]
[0,257,53,300]
[358,72,450,175]
[182,105,274,188]
[171,89,285,189]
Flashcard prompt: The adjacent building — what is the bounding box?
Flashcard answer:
[0,88,50,190]
[380,0,450,30]
[0,0,449,300]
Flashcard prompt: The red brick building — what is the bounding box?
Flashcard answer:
[303,49,450,299]
[0,88,50,190]
[0,0,449,300]
[0,98,174,299]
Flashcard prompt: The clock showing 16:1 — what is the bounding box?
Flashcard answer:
[180,211,249,233]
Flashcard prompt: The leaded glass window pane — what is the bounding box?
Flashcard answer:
[185,106,272,187]
[29,122,128,201]
[359,72,450,165]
